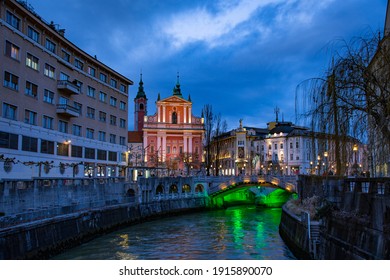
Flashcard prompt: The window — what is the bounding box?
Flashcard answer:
[167,146,171,153]
[25,81,38,98]
[119,136,126,145]
[97,149,107,160]
[87,107,95,119]
[290,154,293,161]
[28,26,40,43]
[0,131,18,150]
[120,101,126,110]
[108,151,117,161]
[110,97,117,107]
[86,128,94,139]
[274,143,277,150]
[22,136,38,152]
[268,144,272,150]
[58,120,68,133]
[74,58,84,70]
[290,142,293,149]
[2,103,17,120]
[41,140,54,154]
[296,141,299,149]
[110,79,117,88]
[109,134,116,144]
[24,110,37,125]
[99,91,107,102]
[110,115,117,126]
[71,145,83,158]
[120,84,126,93]
[62,50,70,62]
[85,148,95,159]
[60,72,69,81]
[43,89,54,104]
[6,11,20,30]
[72,124,81,136]
[99,73,107,83]
[74,102,82,115]
[88,66,96,77]
[45,39,56,53]
[3,71,19,90]
[26,53,39,70]
[172,111,178,124]
[42,115,53,129]
[98,131,106,141]
[120,118,126,128]
[59,96,68,105]
[57,143,69,156]
[281,143,284,149]
[44,64,55,78]
[87,86,95,98]
[5,41,20,60]
[99,111,106,122]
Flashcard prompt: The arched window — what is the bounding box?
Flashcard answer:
[169,184,178,193]
[156,184,164,194]
[182,184,191,193]
[139,103,144,110]
[172,111,177,124]
[195,184,204,193]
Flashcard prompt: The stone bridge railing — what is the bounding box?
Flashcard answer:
[207,175,298,195]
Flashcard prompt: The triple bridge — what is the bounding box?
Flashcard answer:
[136,175,298,208]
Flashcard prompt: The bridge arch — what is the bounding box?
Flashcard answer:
[156,184,164,194]
[169,184,178,193]
[182,184,191,193]
[195,183,204,193]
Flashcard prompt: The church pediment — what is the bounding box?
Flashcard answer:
[159,96,191,104]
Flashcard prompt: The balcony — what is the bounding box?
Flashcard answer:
[57,80,80,95]
[56,104,80,118]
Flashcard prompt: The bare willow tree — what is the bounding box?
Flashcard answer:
[213,113,228,176]
[296,30,390,176]
[203,104,213,176]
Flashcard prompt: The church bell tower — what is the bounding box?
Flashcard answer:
[134,73,147,131]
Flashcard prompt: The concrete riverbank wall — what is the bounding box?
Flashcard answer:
[0,197,207,259]
[280,175,390,259]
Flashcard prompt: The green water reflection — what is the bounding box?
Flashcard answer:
[54,206,295,260]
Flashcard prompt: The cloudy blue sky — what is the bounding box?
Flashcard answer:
[27,0,387,130]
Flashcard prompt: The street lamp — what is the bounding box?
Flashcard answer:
[324,151,328,175]
[310,161,313,175]
[353,144,358,176]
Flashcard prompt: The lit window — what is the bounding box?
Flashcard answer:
[26,53,39,70]
[44,64,55,78]
[5,41,20,60]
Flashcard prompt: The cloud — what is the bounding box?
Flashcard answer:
[161,0,335,50]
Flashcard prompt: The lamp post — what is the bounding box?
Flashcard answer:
[324,151,328,175]
[310,161,313,175]
[353,144,358,176]
[317,155,321,175]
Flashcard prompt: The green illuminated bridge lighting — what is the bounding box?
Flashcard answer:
[207,175,297,208]
[137,175,298,209]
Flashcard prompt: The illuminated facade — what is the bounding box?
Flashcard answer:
[142,76,204,175]
[0,0,133,179]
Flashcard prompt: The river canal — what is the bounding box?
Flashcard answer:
[54,206,296,260]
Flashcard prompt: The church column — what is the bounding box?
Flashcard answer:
[143,132,148,163]
[189,135,193,154]
[184,106,187,123]
[157,135,161,161]
[158,106,161,122]
[184,136,188,154]
[188,107,192,123]
[162,135,167,162]
[163,106,166,122]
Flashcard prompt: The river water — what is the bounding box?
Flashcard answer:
[54,206,296,260]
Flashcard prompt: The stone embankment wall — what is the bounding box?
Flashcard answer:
[280,175,390,259]
[0,198,207,259]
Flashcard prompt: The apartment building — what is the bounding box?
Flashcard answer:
[0,0,133,179]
